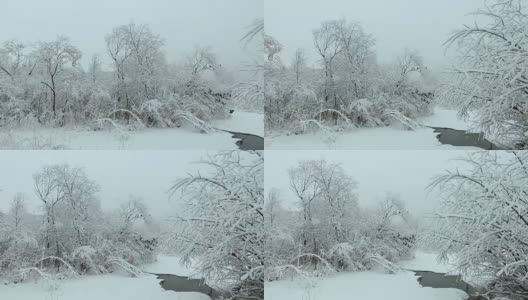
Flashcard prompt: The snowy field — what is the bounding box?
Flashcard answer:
[0,255,209,300]
[265,251,468,300]
[265,107,478,150]
[0,111,263,150]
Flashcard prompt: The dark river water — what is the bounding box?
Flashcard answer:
[154,273,223,299]
[154,273,261,300]
[226,131,264,151]
[411,270,478,295]
[431,127,506,150]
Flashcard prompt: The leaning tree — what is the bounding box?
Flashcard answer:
[166,151,264,299]
[425,151,528,299]
[441,0,528,148]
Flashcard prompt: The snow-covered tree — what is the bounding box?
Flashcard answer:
[288,159,359,258]
[365,193,415,262]
[267,159,416,280]
[333,19,376,101]
[440,0,528,148]
[425,151,528,299]
[8,193,27,232]
[0,40,26,80]
[264,18,433,135]
[264,189,303,279]
[291,49,307,84]
[105,22,166,116]
[105,25,133,112]
[33,164,101,268]
[0,23,248,131]
[165,151,264,298]
[264,34,322,132]
[0,164,158,280]
[231,18,264,113]
[186,46,217,77]
[34,36,82,120]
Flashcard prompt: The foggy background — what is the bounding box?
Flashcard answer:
[265,150,476,217]
[0,151,217,217]
[265,0,485,71]
[2,0,263,71]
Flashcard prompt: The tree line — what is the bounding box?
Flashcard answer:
[0,164,158,282]
[264,18,436,134]
[265,159,417,280]
[0,23,258,130]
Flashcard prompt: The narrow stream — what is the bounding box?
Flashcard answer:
[153,273,224,299]
[431,127,506,150]
[226,131,264,151]
[411,270,478,295]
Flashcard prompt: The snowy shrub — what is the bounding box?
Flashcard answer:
[132,97,219,132]
[327,237,411,273]
[369,232,416,263]
[343,99,380,127]
[232,80,263,113]
[328,242,369,272]
[82,86,114,121]
[69,246,106,274]
[0,231,40,277]
[136,99,170,127]
[0,98,33,127]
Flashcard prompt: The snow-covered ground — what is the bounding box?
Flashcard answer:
[213,111,264,136]
[419,108,475,131]
[0,256,209,300]
[399,251,457,273]
[265,251,468,300]
[0,127,239,150]
[265,126,472,150]
[265,107,478,150]
[0,273,209,300]
[266,271,467,300]
[143,255,198,277]
[0,111,263,150]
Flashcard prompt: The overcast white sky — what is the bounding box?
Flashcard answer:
[0,151,218,217]
[265,150,479,217]
[1,0,262,70]
[265,0,485,71]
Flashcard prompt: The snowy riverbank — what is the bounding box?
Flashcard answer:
[265,107,478,150]
[265,251,469,300]
[213,111,264,137]
[0,111,263,150]
[0,255,208,300]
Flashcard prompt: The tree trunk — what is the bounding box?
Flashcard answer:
[51,75,57,118]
